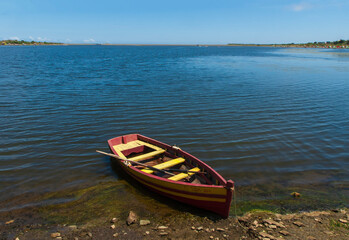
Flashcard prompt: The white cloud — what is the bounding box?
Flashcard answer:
[9,36,20,40]
[37,37,48,42]
[29,36,34,40]
[289,2,313,11]
[83,38,96,43]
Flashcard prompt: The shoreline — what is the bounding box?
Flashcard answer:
[1,205,348,239]
[0,180,348,239]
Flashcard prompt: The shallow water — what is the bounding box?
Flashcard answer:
[0,46,348,213]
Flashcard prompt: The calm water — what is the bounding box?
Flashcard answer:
[0,46,348,212]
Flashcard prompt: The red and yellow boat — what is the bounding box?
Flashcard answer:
[107,134,234,218]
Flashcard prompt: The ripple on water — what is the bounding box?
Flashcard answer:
[0,46,348,211]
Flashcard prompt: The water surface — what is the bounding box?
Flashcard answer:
[0,46,348,213]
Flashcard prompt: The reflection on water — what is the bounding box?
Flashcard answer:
[0,46,348,213]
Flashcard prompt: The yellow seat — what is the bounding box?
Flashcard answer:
[142,157,185,174]
[113,140,165,161]
[168,167,200,181]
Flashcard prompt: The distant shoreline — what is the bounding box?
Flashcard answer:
[2,39,349,49]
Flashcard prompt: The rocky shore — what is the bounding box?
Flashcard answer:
[1,208,348,240]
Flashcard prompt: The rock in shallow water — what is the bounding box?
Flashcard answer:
[140,219,150,226]
[127,211,138,225]
[51,232,61,238]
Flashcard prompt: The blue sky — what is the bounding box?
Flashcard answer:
[1,0,348,44]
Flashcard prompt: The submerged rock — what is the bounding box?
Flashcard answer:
[68,225,77,230]
[111,217,118,223]
[6,220,15,225]
[127,211,138,225]
[51,232,61,238]
[140,219,150,226]
[158,226,168,230]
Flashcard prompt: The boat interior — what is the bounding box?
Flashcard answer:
[112,139,219,185]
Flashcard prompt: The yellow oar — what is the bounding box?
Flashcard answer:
[96,150,175,176]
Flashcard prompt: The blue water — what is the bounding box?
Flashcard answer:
[0,46,348,211]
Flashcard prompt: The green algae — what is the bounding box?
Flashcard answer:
[39,181,130,224]
[31,176,348,225]
[38,179,196,225]
[233,184,348,216]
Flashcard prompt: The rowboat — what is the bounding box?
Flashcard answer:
[105,134,234,218]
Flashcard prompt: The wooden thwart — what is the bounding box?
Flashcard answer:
[142,157,185,174]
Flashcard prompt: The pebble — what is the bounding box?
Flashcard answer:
[159,232,168,236]
[314,218,322,223]
[111,224,116,229]
[191,226,195,230]
[6,220,15,225]
[74,238,79,240]
[279,230,289,236]
[68,225,78,230]
[269,225,277,229]
[210,236,214,239]
[127,211,137,225]
[205,228,210,232]
[216,228,225,232]
[113,233,119,237]
[259,232,275,239]
[87,232,92,237]
[111,217,118,223]
[56,238,62,240]
[145,231,150,235]
[140,219,151,226]
[51,232,61,238]
[197,226,203,231]
[238,216,250,223]
[263,219,285,228]
[15,238,19,240]
[293,221,304,227]
[307,237,316,240]
[158,226,168,230]
[291,192,301,198]
[339,219,348,223]
[324,231,334,235]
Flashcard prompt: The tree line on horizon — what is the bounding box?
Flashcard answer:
[1,39,62,45]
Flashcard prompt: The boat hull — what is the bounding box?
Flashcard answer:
[108,134,234,218]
